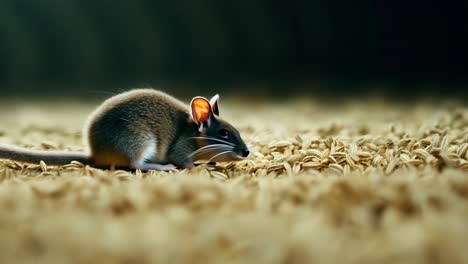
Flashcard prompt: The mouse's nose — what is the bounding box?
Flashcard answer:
[241,149,250,157]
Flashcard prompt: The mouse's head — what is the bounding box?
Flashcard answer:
[190,95,249,162]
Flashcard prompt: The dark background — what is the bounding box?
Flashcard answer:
[0,0,466,99]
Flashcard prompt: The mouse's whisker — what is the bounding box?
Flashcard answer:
[189,149,223,160]
[207,150,234,163]
[193,146,232,156]
[188,137,234,146]
[205,137,234,146]
[187,144,233,159]
[188,148,224,159]
[189,144,230,155]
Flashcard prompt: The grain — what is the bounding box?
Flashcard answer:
[210,171,228,180]
[385,157,399,174]
[39,160,47,172]
[0,98,467,264]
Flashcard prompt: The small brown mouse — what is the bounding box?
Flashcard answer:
[0,89,249,170]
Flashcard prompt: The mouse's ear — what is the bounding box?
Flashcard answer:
[209,94,220,116]
[190,96,212,131]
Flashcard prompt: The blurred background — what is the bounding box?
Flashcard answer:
[0,0,466,99]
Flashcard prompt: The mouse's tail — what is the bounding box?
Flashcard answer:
[0,144,93,165]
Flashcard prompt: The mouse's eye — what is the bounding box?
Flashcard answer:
[218,128,230,139]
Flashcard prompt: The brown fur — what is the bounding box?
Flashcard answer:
[83,89,196,168]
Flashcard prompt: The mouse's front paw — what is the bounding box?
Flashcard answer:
[158,164,178,171]
[137,162,178,171]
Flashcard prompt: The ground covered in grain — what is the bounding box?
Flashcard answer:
[0,96,467,264]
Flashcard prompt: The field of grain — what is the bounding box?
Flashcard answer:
[0,96,467,264]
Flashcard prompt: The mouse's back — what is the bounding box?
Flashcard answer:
[84,89,192,167]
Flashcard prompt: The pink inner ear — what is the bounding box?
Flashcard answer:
[191,98,211,124]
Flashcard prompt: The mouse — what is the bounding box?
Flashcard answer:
[0,89,250,171]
